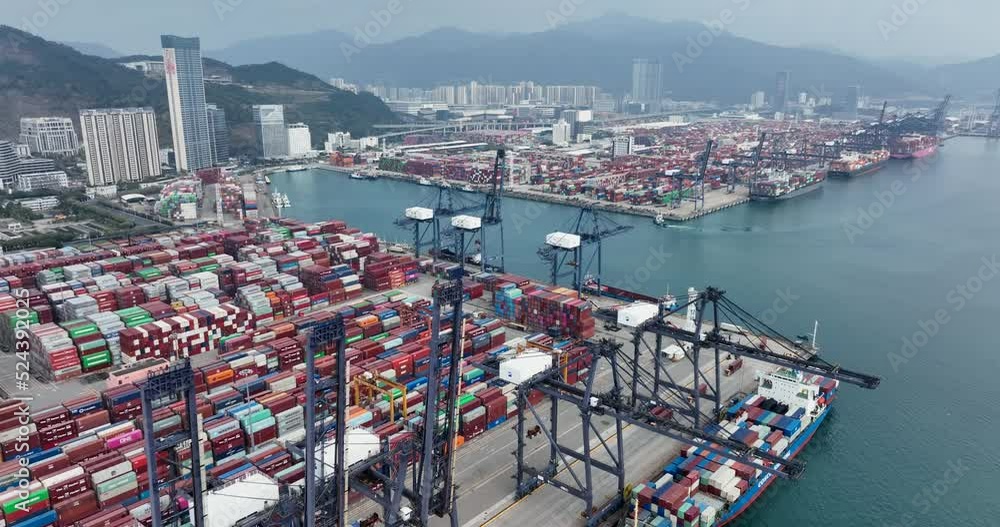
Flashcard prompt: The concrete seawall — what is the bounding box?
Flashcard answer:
[310,164,749,222]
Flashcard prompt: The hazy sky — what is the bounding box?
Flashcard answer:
[1,0,994,63]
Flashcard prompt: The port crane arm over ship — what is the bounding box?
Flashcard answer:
[491,285,881,526]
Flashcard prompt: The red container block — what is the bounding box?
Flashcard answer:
[53,489,99,527]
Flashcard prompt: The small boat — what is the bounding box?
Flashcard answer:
[418,178,433,186]
[349,172,365,180]
[460,184,476,193]
[654,214,668,226]
[264,175,272,185]
[438,181,452,189]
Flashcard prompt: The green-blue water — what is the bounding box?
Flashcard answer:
[272,137,999,526]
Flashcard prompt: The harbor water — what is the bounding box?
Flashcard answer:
[272,137,999,526]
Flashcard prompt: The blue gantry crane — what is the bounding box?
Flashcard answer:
[539,207,633,297]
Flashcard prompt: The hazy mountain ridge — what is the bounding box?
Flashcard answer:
[210,14,932,102]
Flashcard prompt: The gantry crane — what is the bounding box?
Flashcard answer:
[987,89,1000,138]
[667,140,714,210]
[479,149,507,273]
[465,286,880,526]
[539,207,633,297]
[395,185,481,260]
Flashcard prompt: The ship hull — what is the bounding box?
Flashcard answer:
[828,159,888,178]
[715,403,833,526]
[891,144,938,160]
[583,282,662,304]
[750,180,824,201]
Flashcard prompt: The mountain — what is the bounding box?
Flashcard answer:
[0,26,399,155]
[930,55,1000,100]
[61,41,122,59]
[211,14,929,102]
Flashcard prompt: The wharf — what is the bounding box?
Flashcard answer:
[239,173,279,218]
[310,165,751,222]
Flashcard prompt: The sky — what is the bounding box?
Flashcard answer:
[1,0,994,64]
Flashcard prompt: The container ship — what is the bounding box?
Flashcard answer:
[889,134,938,159]
[750,168,826,201]
[622,368,839,527]
[582,276,674,307]
[827,150,890,178]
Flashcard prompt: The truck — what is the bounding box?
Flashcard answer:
[724,358,744,376]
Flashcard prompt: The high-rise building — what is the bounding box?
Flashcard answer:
[552,120,571,146]
[19,117,80,155]
[206,104,229,164]
[162,35,213,172]
[79,108,162,186]
[774,71,791,111]
[750,91,767,110]
[612,136,635,158]
[631,58,663,112]
[0,141,20,189]
[286,123,312,158]
[845,85,861,119]
[252,105,288,158]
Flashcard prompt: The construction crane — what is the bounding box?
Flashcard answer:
[479,149,507,273]
[987,89,1000,138]
[539,207,633,297]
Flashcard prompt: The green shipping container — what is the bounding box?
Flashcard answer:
[462,368,484,382]
[2,488,48,515]
[81,352,112,368]
[96,472,137,496]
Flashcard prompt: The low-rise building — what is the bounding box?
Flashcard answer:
[16,196,60,213]
[15,170,69,192]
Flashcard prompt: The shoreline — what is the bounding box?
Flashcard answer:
[309,164,750,223]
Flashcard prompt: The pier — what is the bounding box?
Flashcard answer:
[311,164,751,222]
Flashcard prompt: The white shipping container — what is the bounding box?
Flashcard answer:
[499,352,554,384]
[201,471,280,527]
[617,302,659,328]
